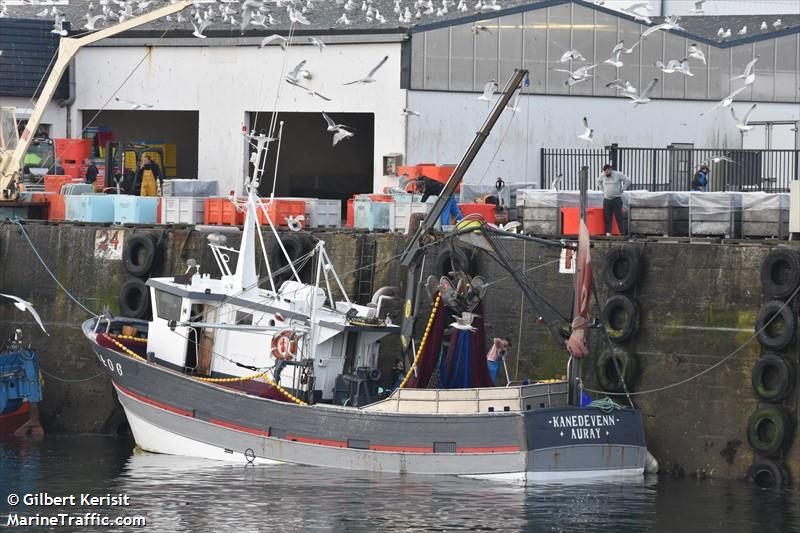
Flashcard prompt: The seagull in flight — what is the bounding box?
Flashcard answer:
[731,56,759,86]
[322,113,355,146]
[478,80,498,101]
[620,2,652,24]
[286,60,311,82]
[471,24,491,34]
[191,19,211,39]
[115,97,153,110]
[554,65,595,86]
[604,42,624,68]
[577,117,593,143]
[402,108,421,116]
[450,312,480,332]
[731,104,757,132]
[624,78,659,107]
[259,34,288,50]
[687,43,706,64]
[559,49,586,63]
[607,79,637,96]
[286,79,331,101]
[84,13,106,30]
[343,55,388,85]
[0,293,49,335]
[641,15,683,39]
[703,86,747,115]
[307,36,326,53]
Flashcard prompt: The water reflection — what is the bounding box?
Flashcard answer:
[1,436,798,533]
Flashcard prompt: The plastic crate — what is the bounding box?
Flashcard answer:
[54,138,92,165]
[354,196,392,230]
[48,195,65,220]
[561,207,620,236]
[65,194,116,222]
[44,175,81,194]
[61,183,94,195]
[257,199,306,226]
[459,203,497,224]
[390,201,430,233]
[162,197,205,224]
[162,179,218,197]
[204,198,245,225]
[114,195,159,224]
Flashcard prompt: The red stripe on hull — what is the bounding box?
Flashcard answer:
[210,418,269,437]
[369,444,433,453]
[0,402,30,436]
[457,445,520,454]
[115,383,193,417]
[285,434,347,448]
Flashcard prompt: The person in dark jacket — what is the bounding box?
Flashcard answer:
[83,158,99,187]
[135,155,162,197]
[415,175,463,226]
[692,165,709,192]
[54,158,65,175]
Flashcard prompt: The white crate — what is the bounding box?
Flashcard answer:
[309,199,341,228]
[390,201,430,233]
[162,197,205,224]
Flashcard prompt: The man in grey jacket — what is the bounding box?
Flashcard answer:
[597,164,631,235]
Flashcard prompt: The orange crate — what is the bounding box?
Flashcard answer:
[346,197,355,228]
[561,207,620,236]
[54,138,92,165]
[458,203,497,224]
[368,194,394,203]
[204,198,245,225]
[257,199,306,226]
[397,165,420,180]
[436,165,457,181]
[44,174,81,194]
[48,194,65,220]
[417,163,438,178]
[61,164,83,180]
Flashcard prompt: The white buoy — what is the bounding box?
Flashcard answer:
[645,449,659,474]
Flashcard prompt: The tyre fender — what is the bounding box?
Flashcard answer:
[118,278,151,319]
[602,294,640,343]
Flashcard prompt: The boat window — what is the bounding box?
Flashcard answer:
[235,311,253,325]
[155,290,182,321]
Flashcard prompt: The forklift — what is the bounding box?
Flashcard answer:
[105,141,165,194]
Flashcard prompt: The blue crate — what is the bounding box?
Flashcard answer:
[354,196,391,230]
[65,194,115,222]
[114,195,159,224]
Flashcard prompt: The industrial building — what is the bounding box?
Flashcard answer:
[1,0,798,195]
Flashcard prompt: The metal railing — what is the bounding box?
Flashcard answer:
[541,145,800,192]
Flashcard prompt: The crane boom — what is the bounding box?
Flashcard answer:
[0,0,193,200]
[397,68,527,352]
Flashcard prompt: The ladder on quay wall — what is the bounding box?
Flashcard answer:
[356,237,376,305]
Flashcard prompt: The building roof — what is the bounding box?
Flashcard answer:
[1,0,797,47]
[0,18,69,99]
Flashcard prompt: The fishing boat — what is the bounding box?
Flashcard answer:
[82,69,652,481]
[0,330,43,438]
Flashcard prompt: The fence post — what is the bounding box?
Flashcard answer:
[540,147,546,189]
[651,148,658,191]
[608,143,619,171]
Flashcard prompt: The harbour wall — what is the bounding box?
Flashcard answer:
[0,220,797,481]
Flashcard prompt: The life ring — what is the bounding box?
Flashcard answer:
[602,294,639,343]
[123,233,160,278]
[746,459,790,489]
[271,330,298,360]
[603,245,642,292]
[118,278,151,319]
[435,245,475,278]
[755,300,796,351]
[596,351,639,393]
[761,248,800,299]
[746,406,791,456]
[751,353,795,403]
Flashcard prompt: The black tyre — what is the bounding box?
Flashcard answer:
[747,459,790,489]
[751,353,795,403]
[761,248,800,299]
[596,351,639,393]
[435,245,475,278]
[602,294,639,343]
[755,300,796,351]
[270,234,311,284]
[603,245,642,292]
[123,234,159,278]
[747,406,791,456]
[118,278,151,319]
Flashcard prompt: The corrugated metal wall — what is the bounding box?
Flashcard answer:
[0,19,69,99]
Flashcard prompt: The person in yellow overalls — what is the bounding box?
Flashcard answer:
[135,155,162,197]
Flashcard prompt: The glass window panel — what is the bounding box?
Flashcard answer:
[662,33,686,99]
[475,17,499,91]
[616,19,642,100]
[411,33,424,90]
[640,30,663,100]
[546,3,572,95]
[450,23,474,92]
[569,3,595,96]
[775,35,799,103]
[730,43,754,101]
[752,40,775,102]
[593,12,619,96]
[424,28,449,90]
[522,9,547,93]
[499,14,523,84]
[708,46,730,101]
[685,41,708,100]
[155,290,181,321]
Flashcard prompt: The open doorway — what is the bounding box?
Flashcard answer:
[248,111,374,202]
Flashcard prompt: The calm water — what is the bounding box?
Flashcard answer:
[1,435,798,533]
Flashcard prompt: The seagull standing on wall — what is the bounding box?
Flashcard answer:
[0,294,49,335]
